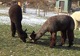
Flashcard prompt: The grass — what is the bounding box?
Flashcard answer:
[0,5,80,56]
[0,24,80,56]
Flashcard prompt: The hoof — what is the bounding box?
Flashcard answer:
[68,43,73,47]
[12,35,15,37]
[22,39,26,43]
[68,45,72,47]
[58,44,63,46]
[12,33,15,37]
[50,46,54,48]
[20,38,26,43]
[23,40,26,43]
[50,44,56,48]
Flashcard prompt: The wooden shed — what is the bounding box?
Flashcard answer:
[55,0,71,12]
[55,0,80,13]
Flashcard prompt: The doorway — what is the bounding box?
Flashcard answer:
[59,1,65,11]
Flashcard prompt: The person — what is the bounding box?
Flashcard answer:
[23,2,26,13]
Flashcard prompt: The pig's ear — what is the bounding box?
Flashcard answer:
[30,31,36,40]
[24,29,27,32]
[32,31,35,34]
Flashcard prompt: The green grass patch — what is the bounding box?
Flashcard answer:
[0,24,80,56]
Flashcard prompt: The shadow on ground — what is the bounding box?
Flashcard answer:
[27,33,80,51]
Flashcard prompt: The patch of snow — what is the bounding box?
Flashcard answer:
[0,16,10,25]
[26,8,37,15]
[22,16,46,26]
[0,7,9,14]
[0,15,46,26]
[22,14,46,26]
[25,8,58,17]
[0,7,59,26]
